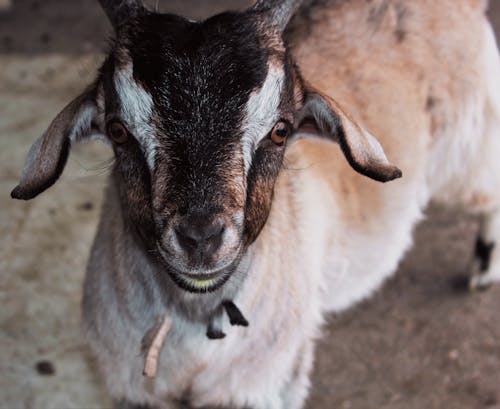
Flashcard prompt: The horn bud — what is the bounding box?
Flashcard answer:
[98,0,145,30]
[253,0,302,32]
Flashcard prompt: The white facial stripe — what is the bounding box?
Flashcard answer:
[242,65,285,173]
[114,62,158,169]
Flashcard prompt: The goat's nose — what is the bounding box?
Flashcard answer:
[175,216,225,259]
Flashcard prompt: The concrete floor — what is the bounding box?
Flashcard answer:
[1,1,500,409]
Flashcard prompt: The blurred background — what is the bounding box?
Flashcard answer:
[1,1,500,408]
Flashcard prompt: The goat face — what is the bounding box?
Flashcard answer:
[107,12,297,292]
[11,1,401,293]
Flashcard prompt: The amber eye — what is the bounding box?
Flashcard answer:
[270,121,290,146]
[106,121,128,144]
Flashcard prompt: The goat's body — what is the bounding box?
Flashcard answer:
[287,0,500,305]
[82,1,500,408]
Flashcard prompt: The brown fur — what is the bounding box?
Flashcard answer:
[286,0,488,218]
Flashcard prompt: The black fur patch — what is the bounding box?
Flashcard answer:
[244,139,285,244]
[122,11,273,249]
[127,12,270,210]
[475,237,495,272]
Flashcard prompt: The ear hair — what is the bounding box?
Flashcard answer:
[11,89,99,200]
[298,89,402,183]
[253,0,302,32]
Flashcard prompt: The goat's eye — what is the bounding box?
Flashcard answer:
[106,121,128,144]
[270,121,290,146]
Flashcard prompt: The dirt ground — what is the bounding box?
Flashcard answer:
[1,1,500,408]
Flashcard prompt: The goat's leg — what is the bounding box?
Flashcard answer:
[469,210,500,290]
[468,23,500,290]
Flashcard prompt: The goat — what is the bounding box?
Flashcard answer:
[11,0,500,408]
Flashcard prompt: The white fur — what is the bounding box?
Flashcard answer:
[241,65,285,173]
[114,61,157,169]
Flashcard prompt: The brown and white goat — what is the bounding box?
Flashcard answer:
[11,0,500,408]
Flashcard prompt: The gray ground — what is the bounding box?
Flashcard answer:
[1,1,500,408]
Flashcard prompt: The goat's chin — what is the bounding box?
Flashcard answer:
[156,244,241,294]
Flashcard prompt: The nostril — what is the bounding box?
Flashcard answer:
[175,226,199,250]
[174,218,226,254]
[205,222,225,241]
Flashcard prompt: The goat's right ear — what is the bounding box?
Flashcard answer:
[11,89,100,200]
[297,89,402,183]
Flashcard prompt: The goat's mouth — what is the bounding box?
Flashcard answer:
[156,244,238,293]
[170,269,233,293]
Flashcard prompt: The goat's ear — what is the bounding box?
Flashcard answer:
[11,89,100,200]
[298,90,402,183]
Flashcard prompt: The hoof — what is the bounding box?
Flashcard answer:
[468,275,493,292]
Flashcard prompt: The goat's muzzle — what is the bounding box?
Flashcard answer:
[156,210,244,292]
[174,215,226,263]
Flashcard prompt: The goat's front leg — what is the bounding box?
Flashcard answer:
[470,210,500,290]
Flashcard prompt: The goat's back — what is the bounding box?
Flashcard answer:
[276,0,500,310]
[287,0,498,206]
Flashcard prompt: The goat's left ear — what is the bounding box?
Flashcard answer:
[11,87,100,200]
[298,90,402,183]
